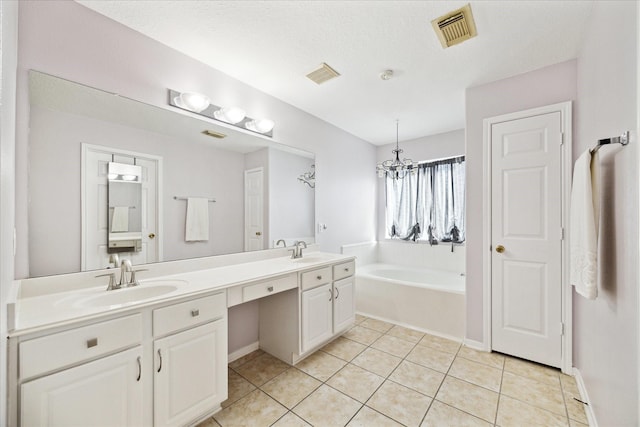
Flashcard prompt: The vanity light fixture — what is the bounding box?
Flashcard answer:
[173,91,210,113]
[168,89,275,137]
[213,106,246,124]
[245,118,275,134]
[376,120,417,179]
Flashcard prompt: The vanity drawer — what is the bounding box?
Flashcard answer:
[333,261,355,281]
[242,273,297,303]
[20,314,142,380]
[153,292,225,337]
[301,267,333,291]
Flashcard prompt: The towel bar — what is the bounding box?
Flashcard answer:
[590,131,629,153]
[173,196,216,203]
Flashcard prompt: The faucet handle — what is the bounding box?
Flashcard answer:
[128,269,148,287]
[96,272,117,290]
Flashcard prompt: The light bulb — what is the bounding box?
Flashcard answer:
[213,106,246,124]
[175,92,210,113]
[245,118,275,134]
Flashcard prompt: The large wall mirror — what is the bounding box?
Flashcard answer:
[24,70,315,278]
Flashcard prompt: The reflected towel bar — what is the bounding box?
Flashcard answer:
[173,196,216,203]
[590,131,630,153]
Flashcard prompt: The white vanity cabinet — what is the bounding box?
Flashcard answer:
[13,291,228,427]
[21,346,144,427]
[152,292,227,427]
[18,314,144,427]
[259,259,356,363]
[301,261,356,353]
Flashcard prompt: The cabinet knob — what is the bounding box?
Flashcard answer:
[496,245,505,254]
[191,309,200,317]
[267,286,274,292]
[87,338,98,348]
[256,231,262,236]
[344,268,349,272]
[317,275,322,280]
[148,233,156,239]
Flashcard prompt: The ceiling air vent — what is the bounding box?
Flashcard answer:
[306,63,341,84]
[432,4,478,49]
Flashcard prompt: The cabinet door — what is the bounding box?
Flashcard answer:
[154,319,227,427]
[21,346,143,427]
[333,277,356,334]
[301,283,333,352]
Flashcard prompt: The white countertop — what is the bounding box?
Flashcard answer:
[11,252,354,336]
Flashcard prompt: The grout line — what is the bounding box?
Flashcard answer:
[219,317,574,427]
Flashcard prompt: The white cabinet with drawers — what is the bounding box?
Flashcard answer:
[14,292,228,427]
[153,292,227,427]
[259,259,356,364]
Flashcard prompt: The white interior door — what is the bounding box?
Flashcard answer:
[244,167,264,251]
[82,144,161,270]
[491,112,563,368]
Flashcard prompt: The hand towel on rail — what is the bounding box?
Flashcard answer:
[569,150,599,299]
[185,197,209,242]
[111,206,129,232]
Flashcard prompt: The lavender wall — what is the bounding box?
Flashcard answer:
[15,0,376,265]
[0,1,19,424]
[573,2,638,425]
[465,60,577,342]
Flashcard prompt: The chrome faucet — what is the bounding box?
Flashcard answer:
[289,241,307,259]
[119,259,133,287]
[276,239,287,248]
[96,258,146,290]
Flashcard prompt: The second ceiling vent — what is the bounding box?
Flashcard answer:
[432,4,478,49]
[306,63,341,85]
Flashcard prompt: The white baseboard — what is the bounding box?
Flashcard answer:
[573,367,597,427]
[228,341,260,364]
[356,311,463,343]
[462,338,487,351]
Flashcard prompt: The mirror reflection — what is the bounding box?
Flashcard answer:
[25,71,315,278]
[107,162,143,253]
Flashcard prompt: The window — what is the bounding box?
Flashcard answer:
[384,156,465,243]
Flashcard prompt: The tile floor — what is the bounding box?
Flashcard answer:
[197,315,588,427]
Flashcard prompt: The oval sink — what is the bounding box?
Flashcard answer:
[80,284,179,307]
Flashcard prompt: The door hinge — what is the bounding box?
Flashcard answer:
[560,227,565,240]
[560,132,564,145]
[560,322,565,336]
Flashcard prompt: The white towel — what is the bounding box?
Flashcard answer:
[185,197,209,242]
[569,150,599,299]
[111,206,129,232]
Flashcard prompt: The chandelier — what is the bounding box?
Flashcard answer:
[376,120,417,179]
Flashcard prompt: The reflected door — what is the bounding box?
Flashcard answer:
[82,144,161,270]
[244,167,264,251]
[490,112,563,368]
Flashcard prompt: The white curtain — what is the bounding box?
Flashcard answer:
[385,156,465,243]
[384,166,425,241]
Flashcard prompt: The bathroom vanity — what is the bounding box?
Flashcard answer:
[7,252,355,426]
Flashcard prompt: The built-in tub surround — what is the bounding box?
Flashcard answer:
[8,249,355,426]
[343,241,465,339]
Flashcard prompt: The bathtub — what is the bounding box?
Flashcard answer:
[355,263,465,339]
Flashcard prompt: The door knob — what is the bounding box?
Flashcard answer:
[148,233,156,239]
[256,231,262,236]
[495,245,505,253]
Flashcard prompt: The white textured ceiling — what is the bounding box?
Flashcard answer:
[76,0,594,145]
